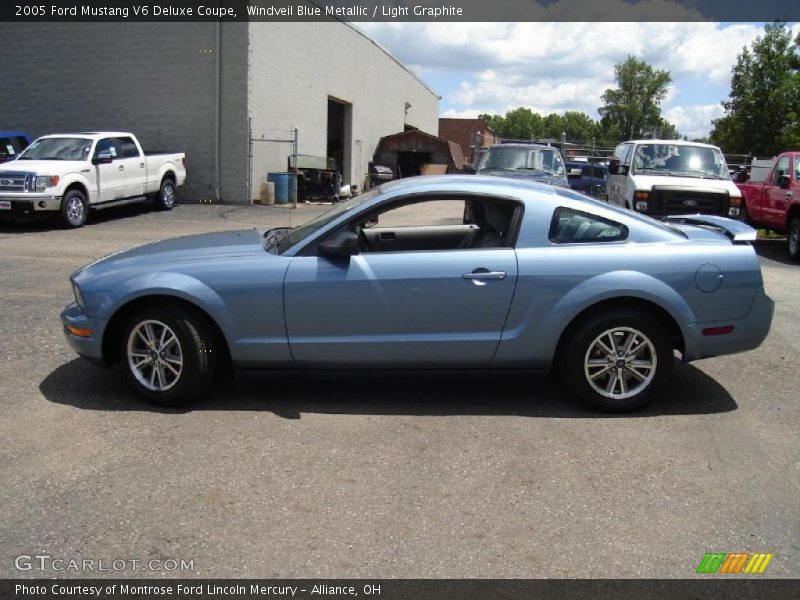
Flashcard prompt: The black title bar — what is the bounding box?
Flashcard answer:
[2,0,799,22]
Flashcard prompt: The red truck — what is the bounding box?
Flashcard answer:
[735,151,800,261]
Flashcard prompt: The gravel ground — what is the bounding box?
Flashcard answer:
[0,202,797,579]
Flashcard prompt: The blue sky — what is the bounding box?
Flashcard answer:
[360,22,798,138]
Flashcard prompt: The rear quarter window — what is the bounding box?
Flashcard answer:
[549,207,628,243]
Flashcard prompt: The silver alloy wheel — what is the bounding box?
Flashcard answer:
[126,319,183,392]
[790,224,799,257]
[584,326,657,400]
[66,195,85,225]
[161,182,175,208]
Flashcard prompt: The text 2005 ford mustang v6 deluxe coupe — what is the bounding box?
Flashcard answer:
[61,176,773,411]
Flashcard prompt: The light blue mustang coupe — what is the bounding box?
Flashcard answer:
[61,176,774,411]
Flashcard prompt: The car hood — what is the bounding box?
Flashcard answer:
[0,159,86,174]
[74,229,267,278]
[478,169,566,186]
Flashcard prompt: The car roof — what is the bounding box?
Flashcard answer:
[488,143,557,150]
[626,139,720,149]
[377,175,658,226]
[37,132,135,140]
[0,131,30,138]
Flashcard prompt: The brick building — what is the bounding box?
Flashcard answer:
[0,19,439,204]
[438,118,500,165]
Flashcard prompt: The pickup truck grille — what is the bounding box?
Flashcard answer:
[651,188,729,216]
[0,172,33,193]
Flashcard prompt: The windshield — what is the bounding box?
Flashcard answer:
[18,137,93,161]
[478,146,565,176]
[275,187,381,253]
[632,143,729,179]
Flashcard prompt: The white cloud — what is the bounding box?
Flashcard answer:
[360,21,770,134]
[664,104,725,139]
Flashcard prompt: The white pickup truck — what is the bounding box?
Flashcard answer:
[0,132,186,227]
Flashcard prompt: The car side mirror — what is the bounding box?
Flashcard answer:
[362,215,379,229]
[778,173,790,188]
[608,159,620,175]
[92,151,113,165]
[463,163,476,174]
[319,230,359,258]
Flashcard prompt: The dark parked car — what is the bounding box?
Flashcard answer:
[0,131,31,163]
[566,161,608,199]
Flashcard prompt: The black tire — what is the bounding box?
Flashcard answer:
[788,218,800,262]
[120,305,218,406]
[560,309,673,412]
[60,189,88,228]
[155,178,176,211]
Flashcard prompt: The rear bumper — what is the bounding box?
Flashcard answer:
[683,287,774,361]
[60,302,108,367]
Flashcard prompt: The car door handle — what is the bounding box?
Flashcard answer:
[786,192,793,200]
[463,270,507,285]
[140,163,145,168]
[118,165,124,171]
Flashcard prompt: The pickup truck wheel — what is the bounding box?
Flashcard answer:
[560,310,672,412]
[156,179,176,211]
[61,190,88,228]
[788,219,800,262]
[120,306,217,406]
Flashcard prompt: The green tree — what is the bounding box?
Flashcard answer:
[599,56,674,140]
[710,22,800,155]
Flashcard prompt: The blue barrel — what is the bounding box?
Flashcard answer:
[267,172,294,204]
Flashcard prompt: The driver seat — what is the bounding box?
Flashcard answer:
[460,202,511,248]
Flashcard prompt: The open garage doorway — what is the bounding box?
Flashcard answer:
[327,97,352,184]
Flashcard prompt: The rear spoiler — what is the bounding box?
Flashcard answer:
[662,214,757,243]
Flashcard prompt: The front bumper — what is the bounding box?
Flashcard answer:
[683,287,775,361]
[60,302,108,367]
[0,194,61,215]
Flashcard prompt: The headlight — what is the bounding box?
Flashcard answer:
[729,207,741,218]
[72,281,85,308]
[635,201,649,212]
[35,175,59,192]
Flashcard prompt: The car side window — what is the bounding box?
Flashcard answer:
[115,137,140,159]
[774,156,790,182]
[0,137,15,161]
[373,199,465,228]
[94,138,119,159]
[621,144,634,166]
[549,207,628,244]
[795,157,800,182]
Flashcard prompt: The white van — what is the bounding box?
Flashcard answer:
[606,140,742,219]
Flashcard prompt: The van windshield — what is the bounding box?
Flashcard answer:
[18,137,93,161]
[632,143,729,179]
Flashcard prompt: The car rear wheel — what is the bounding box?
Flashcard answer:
[155,178,176,211]
[788,218,800,262]
[120,306,217,405]
[561,310,672,412]
[61,189,88,228]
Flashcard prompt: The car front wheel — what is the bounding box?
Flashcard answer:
[61,189,88,228]
[120,306,217,405]
[561,310,672,411]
